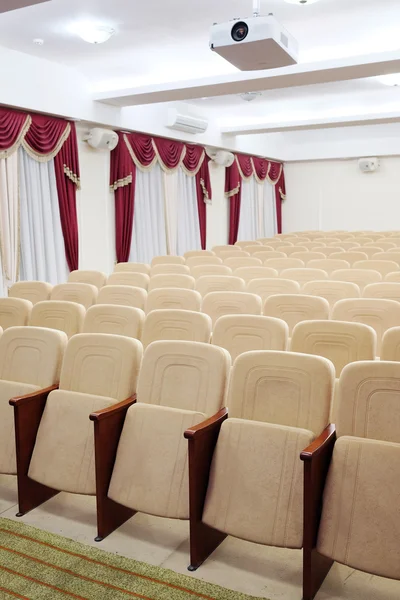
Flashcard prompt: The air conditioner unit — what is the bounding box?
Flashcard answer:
[167,109,208,135]
[358,157,380,173]
[84,128,119,151]
[206,147,235,167]
[210,14,298,71]
[0,0,51,13]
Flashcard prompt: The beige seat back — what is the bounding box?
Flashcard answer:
[279,246,309,256]
[233,267,278,283]
[137,340,230,416]
[184,250,215,259]
[303,280,360,309]
[191,265,232,279]
[83,305,144,339]
[68,270,107,289]
[331,268,382,290]
[353,260,399,277]
[263,294,330,334]
[307,259,350,275]
[0,298,32,329]
[211,245,236,254]
[31,301,85,338]
[385,271,400,283]
[253,251,285,261]
[363,282,400,302]
[264,258,305,271]
[218,250,250,260]
[212,315,288,360]
[235,240,262,248]
[186,256,222,268]
[51,283,98,308]
[329,251,368,264]
[224,257,263,269]
[228,350,334,434]
[291,252,326,263]
[141,309,211,348]
[247,278,301,302]
[114,262,150,274]
[195,275,245,296]
[332,298,400,354]
[312,246,346,257]
[301,242,327,251]
[367,242,395,251]
[146,288,201,313]
[243,245,274,255]
[97,285,146,310]
[202,291,262,326]
[148,274,195,292]
[107,272,150,290]
[381,327,400,361]
[150,264,190,276]
[281,268,328,285]
[291,320,376,376]
[9,281,52,305]
[348,247,385,259]
[151,256,185,266]
[371,251,400,264]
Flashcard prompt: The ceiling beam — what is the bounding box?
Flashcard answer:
[94,51,400,107]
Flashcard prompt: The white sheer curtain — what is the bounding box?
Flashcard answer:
[0,153,19,292]
[19,148,68,284]
[238,177,277,241]
[163,168,201,255]
[129,163,168,264]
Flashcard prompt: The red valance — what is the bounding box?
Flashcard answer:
[0,107,31,158]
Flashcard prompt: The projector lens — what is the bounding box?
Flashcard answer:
[231,21,249,42]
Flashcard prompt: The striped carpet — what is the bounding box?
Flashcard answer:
[0,518,268,600]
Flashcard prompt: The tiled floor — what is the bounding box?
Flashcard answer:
[1,474,399,600]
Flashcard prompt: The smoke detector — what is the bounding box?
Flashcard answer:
[239,91,262,102]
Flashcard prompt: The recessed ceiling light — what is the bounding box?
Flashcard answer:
[284,0,321,4]
[70,23,115,44]
[239,92,262,102]
[376,73,400,86]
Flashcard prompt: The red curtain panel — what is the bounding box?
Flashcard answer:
[111,132,136,263]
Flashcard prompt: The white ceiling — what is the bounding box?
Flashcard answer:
[1,0,400,133]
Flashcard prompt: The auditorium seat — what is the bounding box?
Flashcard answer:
[348,246,385,259]
[106,272,150,290]
[51,283,98,308]
[195,275,245,296]
[0,298,32,329]
[247,278,301,302]
[372,251,400,265]
[279,246,309,256]
[303,280,360,309]
[151,255,186,266]
[9,281,52,305]
[150,264,191,275]
[190,350,334,572]
[97,285,147,310]
[254,250,286,260]
[191,265,233,279]
[218,250,251,260]
[291,320,376,376]
[202,291,262,326]
[0,327,67,480]
[114,262,151,274]
[313,361,400,598]
[366,242,396,251]
[332,298,400,355]
[23,334,142,516]
[264,294,330,334]
[331,268,382,291]
[381,327,400,360]
[260,241,294,249]
[235,240,262,248]
[212,314,289,359]
[31,301,85,338]
[186,256,223,268]
[184,250,215,259]
[141,309,212,348]
[353,259,399,277]
[385,271,400,283]
[329,251,369,264]
[243,245,274,255]
[291,252,326,263]
[148,274,195,292]
[281,268,329,285]
[211,245,235,254]
[301,242,328,251]
[312,246,347,257]
[68,270,107,289]
[146,288,202,313]
[233,266,278,282]
[363,282,400,302]
[92,340,231,541]
[83,305,144,339]
[224,257,263,269]
[307,259,351,275]
[264,258,305,271]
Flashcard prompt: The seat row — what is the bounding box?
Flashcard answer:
[0,327,398,599]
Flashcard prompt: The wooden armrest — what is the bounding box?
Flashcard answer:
[301,424,336,462]
[10,385,58,407]
[90,395,136,422]
[184,408,228,439]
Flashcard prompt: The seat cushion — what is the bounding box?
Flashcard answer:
[202,418,313,548]
[108,403,205,519]
[317,436,400,580]
[28,390,115,494]
[0,381,39,474]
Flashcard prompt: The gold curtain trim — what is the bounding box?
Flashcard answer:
[64,165,81,189]
[200,177,210,203]
[22,122,71,163]
[181,149,205,177]
[279,187,286,201]
[124,134,158,172]
[110,174,133,190]
[266,162,283,185]
[235,154,283,185]
[0,115,32,159]
[225,183,240,198]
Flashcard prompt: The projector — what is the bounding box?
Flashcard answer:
[210,15,298,71]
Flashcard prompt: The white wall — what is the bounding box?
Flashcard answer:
[283,157,400,232]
